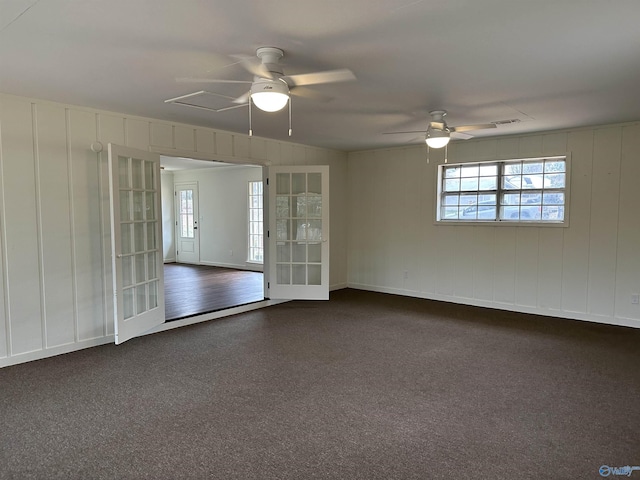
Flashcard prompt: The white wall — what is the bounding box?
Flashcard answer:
[161,170,175,262]
[172,165,263,270]
[0,93,348,367]
[347,123,640,328]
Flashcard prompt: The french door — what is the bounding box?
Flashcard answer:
[267,166,329,300]
[108,144,165,344]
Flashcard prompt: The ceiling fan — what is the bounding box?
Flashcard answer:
[166,47,356,135]
[385,110,497,148]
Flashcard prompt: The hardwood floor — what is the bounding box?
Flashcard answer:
[164,263,264,321]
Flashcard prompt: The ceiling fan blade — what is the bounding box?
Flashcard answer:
[229,54,273,79]
[176,77,252,84]
[451,131,474,140]
[289,86,333,102]
[216,103,249,113]
[284,68,356,87]
[232,91,251,104]
[450,123,497,133]
[382,130,427,135]
[429,121,446,130]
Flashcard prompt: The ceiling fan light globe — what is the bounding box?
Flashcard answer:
[251,78,290,112]
[425,128,450,148]
[251,91,289,112]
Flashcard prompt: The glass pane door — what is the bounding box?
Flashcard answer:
[108,144,165,344]
[268,166,329,300]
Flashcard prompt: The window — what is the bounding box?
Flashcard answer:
[437,156,567,224]
[248,181,264,262]
[178,189,195,238]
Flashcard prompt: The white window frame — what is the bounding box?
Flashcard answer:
[436,155,570,226]
[248,180,264,263]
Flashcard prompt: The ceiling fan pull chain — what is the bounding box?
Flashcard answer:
[444,144,448,163]
[288,100,292,136]
[426,145,430,164]
[248,97,253,137]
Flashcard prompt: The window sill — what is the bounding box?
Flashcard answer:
[435,219,568,227]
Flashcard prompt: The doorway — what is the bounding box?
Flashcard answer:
[160,156,265,319]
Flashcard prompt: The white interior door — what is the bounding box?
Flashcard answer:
[267,165,329,300]
[108,144,165,344]
[175,182,200,264]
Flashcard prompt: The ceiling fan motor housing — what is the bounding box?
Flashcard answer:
[256,47,285,76]
[251,77,290,112]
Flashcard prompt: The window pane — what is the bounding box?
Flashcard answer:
[442,206,459,219]
[144,161,155,190]
[443,194,459,205]
[543,192,564,205]
[522,174,543,189]
[277,264,290,285]
[292,173,306,194]
[545,173,565,188]
[276,196,290,218]
[147,252,157,280]
[545,160,565,173]
[504,176,521,189]
[308,173,321,194]
[121,224,132,255]
[122,256,133,287]
[521,192,542,204]
[248,181,264,263]
[478,177,497,190]
[135,254,146,283]
[293,195,306,217]
[276,173,290,194]
[148,281,158,309]
[145,192,155,220]
[461,165,479,177]
[308,265,321,285]
[147,222,157,250]
[134,223,145,252]
[292,244,306,262]
[276,219,290,240]
[308,244,321,263]
[277,243,291,262]
[444,167,461,178]
[444,178,460,192]
[120,191,132,221]
[133,191,144,221]
[523,162,543,174]
[542,206,564,220]
[136,285,147,315]
[292,265,306,285]
[505,191,520,202]
[132,158,143,189]
[460,193,477,206]
[460,177,478,191]
[479,164,498,176]
[119,156,130,188]
[123,288,135,319]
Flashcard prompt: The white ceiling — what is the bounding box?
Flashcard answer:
[2,0,640,151]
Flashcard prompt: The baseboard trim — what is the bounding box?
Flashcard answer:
[0,336,114,368]
[199,261,263,272]
[346,283,640,329]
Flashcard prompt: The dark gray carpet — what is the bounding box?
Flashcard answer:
[1,289,639,480]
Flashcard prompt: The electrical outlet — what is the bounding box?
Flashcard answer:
[403,271,408,280]
[632,294,640,305]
